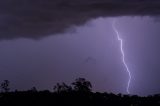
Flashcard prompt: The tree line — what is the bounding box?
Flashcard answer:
[0,78,92,93]
[0,78,160,106]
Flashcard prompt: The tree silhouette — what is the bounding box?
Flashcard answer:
[0,80,10,92]
[29,87,38,92]
[72,78,92,92]
[53,82,72,93]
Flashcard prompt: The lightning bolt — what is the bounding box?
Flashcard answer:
[112,20,131,94]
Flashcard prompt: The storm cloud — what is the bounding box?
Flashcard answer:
[0,0,160,40]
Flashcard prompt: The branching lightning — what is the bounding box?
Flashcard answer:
[112,20,131,94]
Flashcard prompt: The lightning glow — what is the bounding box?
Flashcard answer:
[112,20,131,94]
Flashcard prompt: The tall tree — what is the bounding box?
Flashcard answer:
[72,78,92,92]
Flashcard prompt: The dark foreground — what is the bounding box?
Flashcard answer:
[0,91,160,106]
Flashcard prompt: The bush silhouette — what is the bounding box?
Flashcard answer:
[0,80,10,92]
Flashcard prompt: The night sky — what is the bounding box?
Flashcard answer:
[0,0,160,96]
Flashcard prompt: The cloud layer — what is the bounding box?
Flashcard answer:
[0,0,160,40]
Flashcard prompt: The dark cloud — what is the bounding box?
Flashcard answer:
[0,0,160,40]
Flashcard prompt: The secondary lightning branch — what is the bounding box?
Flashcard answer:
[112,20,131,94]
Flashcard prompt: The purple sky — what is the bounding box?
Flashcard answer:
[0,17,160,96]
